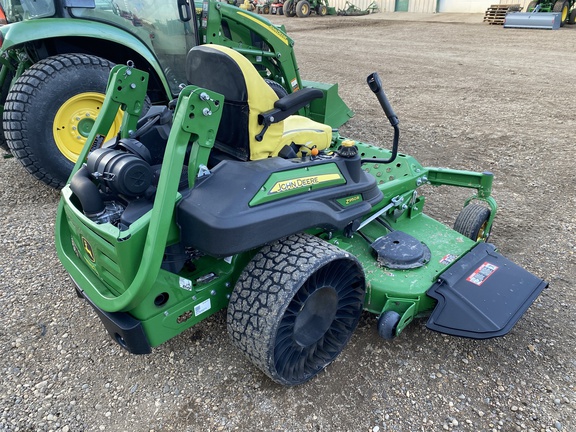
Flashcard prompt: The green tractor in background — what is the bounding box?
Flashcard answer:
[284,0,329,17]
[526,0,576,25]
[0,0,351,188]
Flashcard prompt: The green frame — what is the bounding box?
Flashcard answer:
[56,64,499,346]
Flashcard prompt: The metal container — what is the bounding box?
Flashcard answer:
[504,11,562,29]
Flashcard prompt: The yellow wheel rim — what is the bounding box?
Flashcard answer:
[476,221,488,241]
[53,92,123,162]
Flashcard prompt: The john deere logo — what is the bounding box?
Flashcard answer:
[82,237,95,262]
[270,174,341,194]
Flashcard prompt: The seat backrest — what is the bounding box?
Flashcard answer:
[186,45,283,161]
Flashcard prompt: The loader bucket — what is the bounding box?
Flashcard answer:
[303,80,354,128]
[504,11,562,29]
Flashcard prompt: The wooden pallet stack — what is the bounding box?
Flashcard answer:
[483,4,522,25]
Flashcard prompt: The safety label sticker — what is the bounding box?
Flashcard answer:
[467,262,499,286]
[179,277,192,291]
[290,78,299,91]
[194,299,211,317]
[440,254,457,265]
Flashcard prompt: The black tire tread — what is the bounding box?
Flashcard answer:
[570,8,576,24]
[453,203,491,241]
[378,310,401,340]
[264,78,289,99]
[296,0,311,17]
[3,54,115,188]
[553,0,568,25]
[284,0,296,16]
[227,233,364,385]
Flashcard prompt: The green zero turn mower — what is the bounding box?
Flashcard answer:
[55,44,548,386]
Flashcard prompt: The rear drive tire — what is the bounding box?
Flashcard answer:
[526,0,537,12]
[264,79,289,99]
[553,0,569,25]
[570,8,576,24]
[3,54,122,189]
[454,204,491,242]
[296,0,311,17]
[0,68,15,152]
[284,0,297,16]
[227,233,366,386]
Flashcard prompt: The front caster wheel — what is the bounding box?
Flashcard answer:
[454,203,491,242]
[227,233,366,386]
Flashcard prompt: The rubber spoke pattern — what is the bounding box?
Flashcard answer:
[227,233,365,386]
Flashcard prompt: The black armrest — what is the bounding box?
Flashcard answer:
[255,88,324,142]
[258,88,323,127]
[274,88,323,112]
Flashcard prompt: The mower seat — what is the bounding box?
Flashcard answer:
[185,45,332,161]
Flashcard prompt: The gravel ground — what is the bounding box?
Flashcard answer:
[1,12,575,432]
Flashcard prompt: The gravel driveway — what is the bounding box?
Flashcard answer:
[1,12,575,432]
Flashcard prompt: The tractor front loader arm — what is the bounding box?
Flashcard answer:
[199,0,352,127]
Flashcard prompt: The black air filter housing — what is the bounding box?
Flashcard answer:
[87,147,152,197]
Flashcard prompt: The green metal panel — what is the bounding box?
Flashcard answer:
[0,19,173,96]
[395,0,409,12]
[302,80,354,128]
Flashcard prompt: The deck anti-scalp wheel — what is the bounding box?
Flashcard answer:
[454,203,491,242]
[378,310,401,340]
[227,233,366,386]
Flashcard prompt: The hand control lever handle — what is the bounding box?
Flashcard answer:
[367,72,399,127]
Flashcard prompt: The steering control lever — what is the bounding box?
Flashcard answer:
[363,72,399,164]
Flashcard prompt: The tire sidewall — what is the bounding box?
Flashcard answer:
[227,234,365,385]
[5,55,114,187]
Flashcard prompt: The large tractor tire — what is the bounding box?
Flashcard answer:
[227,233,366,386]
[0,68,15,152]
[526,0,537,12]
[316,3,328,15]
[570,8,576,24]
[283,0,297,16]
[3,54,123,189]
[553,0,569,25]
[296,0,311,17]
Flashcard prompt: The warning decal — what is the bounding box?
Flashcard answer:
[440,254,457,265]
[467,262,499,286]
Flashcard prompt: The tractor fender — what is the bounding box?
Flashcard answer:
[0,19,172,98]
